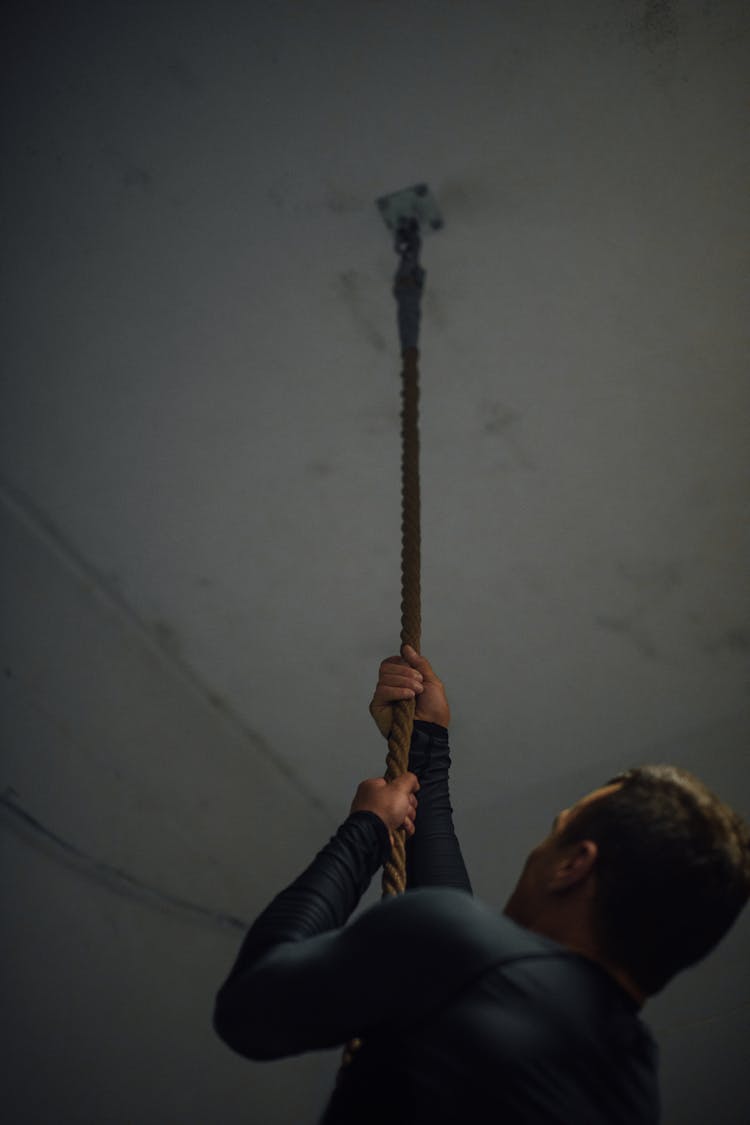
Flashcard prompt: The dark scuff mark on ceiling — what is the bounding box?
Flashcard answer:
[0,788,249,931]
[641,0,679,51]
[336,269,388,353]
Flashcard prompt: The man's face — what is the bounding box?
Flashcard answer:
[504,782,623,927]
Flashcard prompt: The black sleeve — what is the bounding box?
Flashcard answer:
[406,721,472,893]
[213,810,391,1056]
[213,724,471,1060]
[213,867,489,1062]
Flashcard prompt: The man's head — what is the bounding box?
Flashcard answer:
[505,765,750,1000]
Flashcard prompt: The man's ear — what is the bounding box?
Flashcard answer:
[548,840,598,892]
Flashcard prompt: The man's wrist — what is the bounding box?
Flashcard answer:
[346,809,391,859]
[414,719,449,734]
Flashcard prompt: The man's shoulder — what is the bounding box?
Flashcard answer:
[365,886,555,965]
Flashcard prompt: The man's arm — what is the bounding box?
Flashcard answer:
[407,720,472,893]
[213,821,490,1062]
[213,777,418,1058]
[213,811,389,1058]
[213,647,469,1060]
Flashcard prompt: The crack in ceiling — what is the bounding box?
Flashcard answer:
[0,478,330,817]
[0,787,249,931]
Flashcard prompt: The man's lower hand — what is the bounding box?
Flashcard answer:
[350,773,420,847]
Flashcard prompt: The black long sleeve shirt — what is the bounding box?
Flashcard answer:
[213,721,659,1123]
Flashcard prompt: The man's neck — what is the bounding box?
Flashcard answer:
[558,938,647,1008]
[594,956,647,1008]
[519,912,647,1009]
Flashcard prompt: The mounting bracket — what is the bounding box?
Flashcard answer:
[375,183,444,241]
[375,183,443,352]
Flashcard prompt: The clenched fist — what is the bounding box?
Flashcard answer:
[350,772,420,846]
[369,645,451,739]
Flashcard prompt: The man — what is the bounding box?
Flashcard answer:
[213,646,750,1123]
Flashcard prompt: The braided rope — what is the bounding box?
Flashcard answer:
[382,344,421,896]
[339,344,422,1075]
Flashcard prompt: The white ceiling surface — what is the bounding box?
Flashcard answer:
[2,1,749,1122]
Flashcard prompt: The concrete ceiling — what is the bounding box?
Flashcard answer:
[2,1,748,1122]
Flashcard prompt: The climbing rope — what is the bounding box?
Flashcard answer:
[382,341,421,897]
[383,215,424,896]
[339,219,425,1073]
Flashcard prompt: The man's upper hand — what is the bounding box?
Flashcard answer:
[369,645,451,739]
